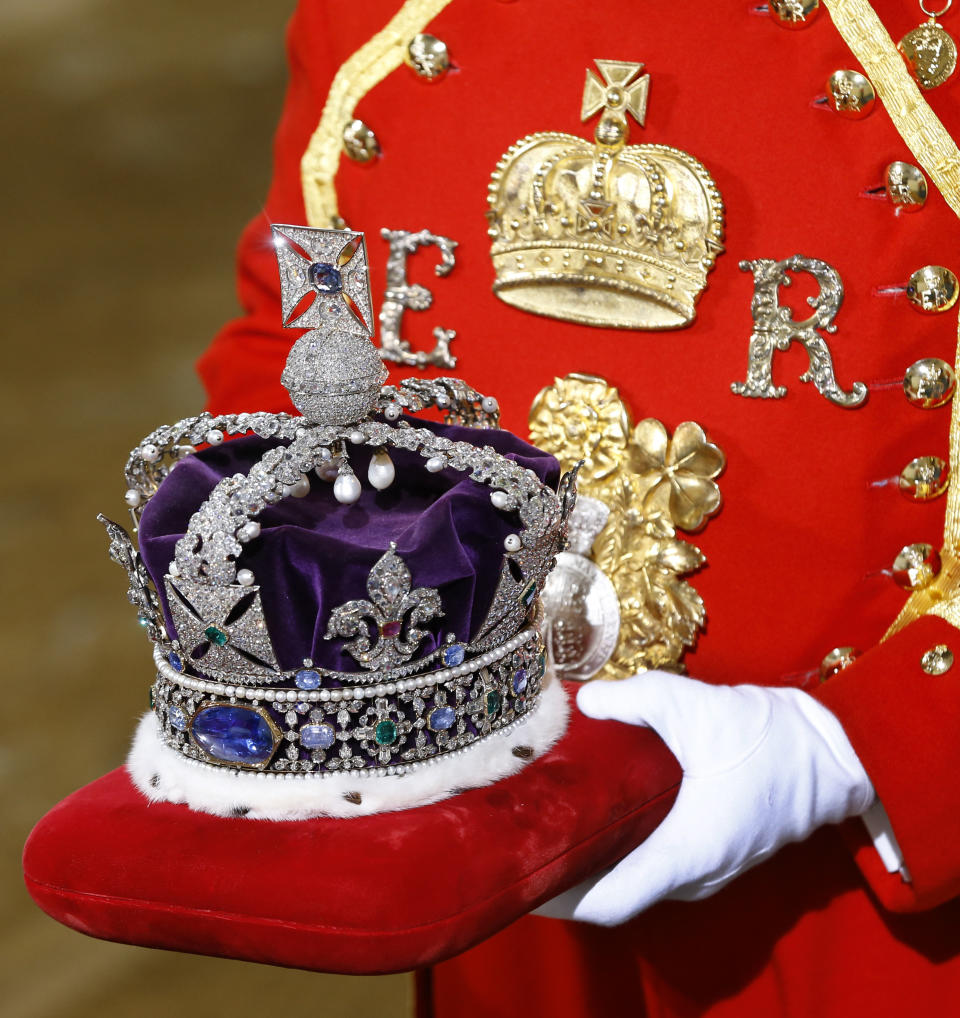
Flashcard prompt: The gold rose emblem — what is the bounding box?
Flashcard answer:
[530,375,725,676]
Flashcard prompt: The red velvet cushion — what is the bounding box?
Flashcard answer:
[23,685,679,974]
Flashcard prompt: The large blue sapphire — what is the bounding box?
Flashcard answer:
[309,261,343,294]
[428,706,456,731]
[191,705,276,766]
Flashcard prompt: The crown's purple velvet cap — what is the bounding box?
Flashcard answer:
[138,421,559,675]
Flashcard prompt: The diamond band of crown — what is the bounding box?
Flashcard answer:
[103,226,576,783]
[487,59,725,330]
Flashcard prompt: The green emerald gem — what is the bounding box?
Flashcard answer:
[519,581,537,607]
[375,719,398,746]
[204,625,228,646]
[486,691,501,715]
[536,652,546,678]
[149,687,155,709]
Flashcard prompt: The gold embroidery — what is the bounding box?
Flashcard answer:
[529,374,724,676]
[822,0,960,635]
[300,0,454,228]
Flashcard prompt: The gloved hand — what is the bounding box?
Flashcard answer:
[537,671,876,926]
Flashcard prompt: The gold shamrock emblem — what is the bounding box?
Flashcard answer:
[530,374,725,676]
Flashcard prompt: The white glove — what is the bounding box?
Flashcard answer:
[538,671,876,926]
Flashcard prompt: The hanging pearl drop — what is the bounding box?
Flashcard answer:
[289,475,311,498]
[368,449,395,490]
[315,459,339,482]
[334,470,362,504]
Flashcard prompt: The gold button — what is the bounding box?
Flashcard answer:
[884,161,928,211]
[405,33,450,80]
[899,456,950,501]
[906,265,959,313]
[342,119,381,163]
[892,542,941,590]
[820,646,861,682]
[921,644,954,675]
[826,70,876,118]
[904,357,956,408]
[769,0,819,28]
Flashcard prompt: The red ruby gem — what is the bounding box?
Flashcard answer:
[381,620,402,638]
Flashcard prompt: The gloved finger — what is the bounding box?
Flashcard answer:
[570,796,695,926]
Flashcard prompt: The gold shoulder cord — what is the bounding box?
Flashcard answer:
[300,0,454,228]
[822,0,960,636]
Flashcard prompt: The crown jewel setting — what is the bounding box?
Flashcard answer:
[487,60,726,330]
[102,227,576,798]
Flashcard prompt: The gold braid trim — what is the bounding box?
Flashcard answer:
[300,0,454,228]
[822,0,960,636]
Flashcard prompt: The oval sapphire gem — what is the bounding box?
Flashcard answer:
[428,706,456,731]
[443,644,465,667]
[295,669,321,690]
[168,652,183,672]
[191,705,276,766]
[300,723,336,750]
[308,261,343,294]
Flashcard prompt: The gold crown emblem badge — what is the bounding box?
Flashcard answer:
[487,60,725,330]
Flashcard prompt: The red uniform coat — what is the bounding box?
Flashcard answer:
[199,0,960,1013]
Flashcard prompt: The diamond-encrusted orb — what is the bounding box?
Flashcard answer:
[309,262,343,294]
[921,644,954,675]
[281,328,388,426]
[300,723,336,750]
[295,669,321,690]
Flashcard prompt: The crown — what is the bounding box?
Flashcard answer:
[102,226,577,818]
[487,60,725,330]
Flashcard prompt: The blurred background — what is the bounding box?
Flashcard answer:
[1,0,410,1013]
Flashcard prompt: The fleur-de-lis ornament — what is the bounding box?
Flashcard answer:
[325,544,444,669]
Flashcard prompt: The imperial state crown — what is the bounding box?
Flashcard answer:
[100,226,577,819]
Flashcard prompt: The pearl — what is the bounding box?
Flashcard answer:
[124,488,142,508]
[435,394,449,409]
[367,449,396,490]
[319,689,331,701]
[289,475,311,498]
[384,404,402,421]
[331,689,342,702]
[375,683,387,697]
[140,443,160,462]
[315,460,339,482]
[178,445,196,458]
[205,429,224,445]
[349,430,366,445]
[425,456,444,473]
[504,533,522,552]
[333,471,362,504]
[386,682,397,695]
[491,491,512,510]
[225,686,236,697]
[168,561,180,578]
[481,396,499,413]
[238,521,261,543]
[319,447,333,461]
[237,568,255,586]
